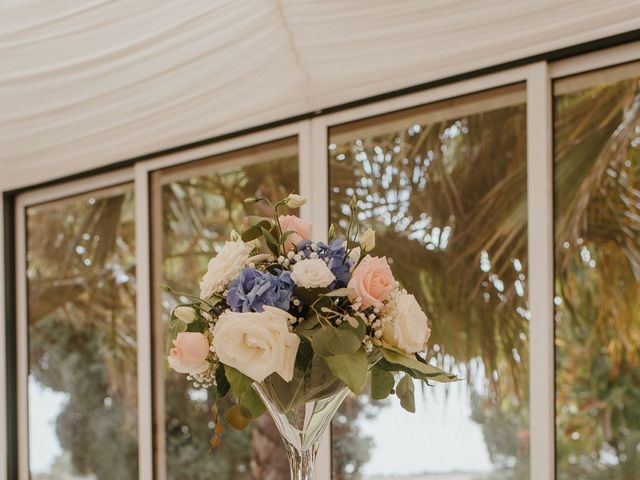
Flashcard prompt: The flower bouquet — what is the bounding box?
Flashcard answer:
[166,193,457,480]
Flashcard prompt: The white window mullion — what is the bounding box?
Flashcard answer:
[302,117,332,480]
[526,61,555,480]
[135,164,154,480]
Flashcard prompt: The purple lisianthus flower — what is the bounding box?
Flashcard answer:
[297,239,352,288]
[227,268,295,313]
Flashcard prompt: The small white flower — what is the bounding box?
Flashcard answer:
[285,194,307,208]
[174,306,196,324]
[360,228,376,252]
[290,258,336,288]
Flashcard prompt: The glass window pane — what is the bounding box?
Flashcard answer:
[151,138,299,480]
[328,86,529,479]
[554,61,640,479]
[26,184,138,479]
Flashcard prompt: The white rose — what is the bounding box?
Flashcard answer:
[212,306,300,382]
[382,292,431,354]
[174,306,196,324]
[290,258,336,288]
[199,240,252,299]
[285,194,307,208]
[360,228,375,251]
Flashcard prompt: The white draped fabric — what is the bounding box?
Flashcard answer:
[1,0,640,190]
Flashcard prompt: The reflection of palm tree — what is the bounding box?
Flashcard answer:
[28,191,138,479]
[554,79,640,479]
[330,93,530,477]
[330,98,528,386]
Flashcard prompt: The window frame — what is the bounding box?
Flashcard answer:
[13,168,136,480]
[314,63,553,479]
[2,38,639,480]
[137,122,314,480]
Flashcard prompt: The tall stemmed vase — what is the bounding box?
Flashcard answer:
[252,357,350,480]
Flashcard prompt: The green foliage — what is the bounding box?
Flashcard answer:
[370,366,395,400]
[395,374,416,413]
[325,349,368,393]
[311,324,361,357]
[379,348,458,383]
[240,219,272,241]
[225,366,253,399]
[215,365,230,398]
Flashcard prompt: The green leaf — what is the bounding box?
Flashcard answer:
[379,348,459,383]
[279,230,295,246]
[260,226,280,256]
[396,374,416,412]
[225,366,254,399]
[325,349,368,393]
[215,365,230,398]
[340,316,366,341]
[311,325,361,357]
[239,387,266,418]
[241,220,272,242]
[371,366,395,400]
[185,319,208,333]
[226,404,250,430]
[294,314,320,337]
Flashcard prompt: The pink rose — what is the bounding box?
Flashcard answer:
[278,215,312,252]
[348,256,396,310]
[168,332,210,375]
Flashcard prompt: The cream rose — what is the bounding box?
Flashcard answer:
[290,258,336,288]
[348,255,396,310]
[382,292,431,354]
[199,240,252,299]
[174,306,196,324]
[278,215,312,252]
[168,332,210,375]
[212,306,300,382]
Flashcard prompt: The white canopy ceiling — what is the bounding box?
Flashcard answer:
[1,0,640,190]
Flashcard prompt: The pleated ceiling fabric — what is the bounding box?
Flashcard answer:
[1,0,640,190]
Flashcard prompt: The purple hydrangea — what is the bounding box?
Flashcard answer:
[227,268,295,313]
[297,239,352,288]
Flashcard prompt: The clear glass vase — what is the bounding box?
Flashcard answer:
[252,355,350,480]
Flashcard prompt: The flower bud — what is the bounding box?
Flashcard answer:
[285,194,307,208]
[174,306,197,324]
[360,228,376,252]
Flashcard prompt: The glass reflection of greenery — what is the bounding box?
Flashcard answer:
[27,186,138,480]
[555,64,640,480]
[329,86,530,479]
